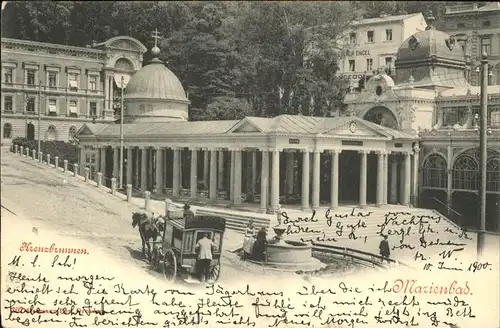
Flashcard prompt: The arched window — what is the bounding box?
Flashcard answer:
[422,154,447,188]
[69,126,77,140]
[487,155,500,192]
[452,154,479,191]
[114,58,134,71]
[363,106,399,130]
[47,125,57,141]
[27,123,35,140]
[3,123,12,139]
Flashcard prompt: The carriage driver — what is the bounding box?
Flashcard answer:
[195,233,217,283]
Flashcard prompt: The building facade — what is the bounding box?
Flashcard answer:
[0,36,147,144]
[441,2,500,86]
[337,13,427,89]
[74,19,499,233]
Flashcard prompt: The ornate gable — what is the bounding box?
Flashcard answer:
[322,119,388,138]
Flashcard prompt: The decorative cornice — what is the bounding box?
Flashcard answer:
[1,38,106,61]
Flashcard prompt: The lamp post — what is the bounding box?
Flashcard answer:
[37,79,42,152]
[119,76,124,190]
[477,53,488,259]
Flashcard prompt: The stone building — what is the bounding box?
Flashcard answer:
[441,1,500,86]
[0,36,147,144]
[336,13,427,88]
[75,17,500,232]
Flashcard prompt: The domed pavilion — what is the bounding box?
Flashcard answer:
[75,19,499,233]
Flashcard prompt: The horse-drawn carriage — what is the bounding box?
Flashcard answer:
[139,205,226,282]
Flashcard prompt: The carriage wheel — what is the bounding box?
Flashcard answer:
[207,259,221,282]
[162,249,177,281]
[151,248,159,270]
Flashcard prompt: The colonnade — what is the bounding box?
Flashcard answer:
[81,145,418,211]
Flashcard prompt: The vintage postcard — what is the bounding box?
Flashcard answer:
[1,2,499,328]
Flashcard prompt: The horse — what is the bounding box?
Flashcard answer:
[132,212,161,261]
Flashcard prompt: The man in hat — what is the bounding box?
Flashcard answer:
[183,204,194,219]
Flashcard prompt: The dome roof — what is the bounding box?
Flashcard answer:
[125,58,188,102]
[396,15,465,63]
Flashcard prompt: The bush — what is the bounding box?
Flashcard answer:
[12,138,78,167]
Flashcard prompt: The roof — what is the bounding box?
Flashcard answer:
[439,85,500,97]
[78,114,414,140]
[352,13,422,26]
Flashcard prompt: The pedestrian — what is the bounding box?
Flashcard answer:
[379,235,390,262]
[242,220,257,258]
[183,204,194,219]
[195,233,216,283]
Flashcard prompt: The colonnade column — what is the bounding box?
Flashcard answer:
[359,150,368,208]
[233,150,242,205]
[383,152,389,205]
[230,151,235,202]
[403,151,412,206]
[113,147,119,179]
[209,150,218,199]
[390,155,398,204]
[286,152,294,194]
[203,150,209,188]
[301,150,310,210]
[172,148,180,197]
[218,151,224,190]
[311,150,321,210]
[100,147,106,176]
[140,147,147,191]
[330,149,340,209]
[376,151,384,207]
[134,148,140,189]
[190,148,198,199]
[446,143,453,215]
[78,147,85,175]
[399,154,405,204]
[155,147,163,194]
[412,146,420,207]
[251,151,257,194]
[260,150,269,212]
[270,149,280,211]
[126,148,133,186]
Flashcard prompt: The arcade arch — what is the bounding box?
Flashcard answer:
[363,106,399,130]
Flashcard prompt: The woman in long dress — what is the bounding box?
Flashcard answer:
[252,227,268,262]
[242,220,257,258]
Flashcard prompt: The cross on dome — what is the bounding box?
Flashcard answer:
[151,28,161,56]
[425,10,435,30]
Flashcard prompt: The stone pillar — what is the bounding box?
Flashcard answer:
[209,150,218,199]
[383,153,389,205]
[100,147,106,177]
[251,151,257,194]
[85,167,89,182]
[270,149,280,210]
[301,150,310,210]
[31,149,36,159]
[233,150,242,205]
[190,148,198,199]
[20,146,23,156]
[155,147,163,194]
[376,151,384,207]
[140,148,147,191]
[73,164,79,177]
[260,150,269,212]
[54,156,59,169]
[38,152,43,163]
[172,148,180,197]
[217,151,224,191]
[286,152,294,194]
[14,144,18,154]
[399,155,405,204]
[78,147,85,176]
[113,147,119,179]
[111,178,117,194]
[403,151,412,206]
[390,156,399,204]
[164,198,172,217]
[126,184,132,202]
[46,154,51,166]
[312,150,321,209]
[63,160,68,172]
[144,191,151,211]
[230,151,235,201]
[412,147,420,206]
[359,150,368,208]
[330,150,340,209]
[127,148,133,187]
[97,172,102,187]
[203,150,209,188]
